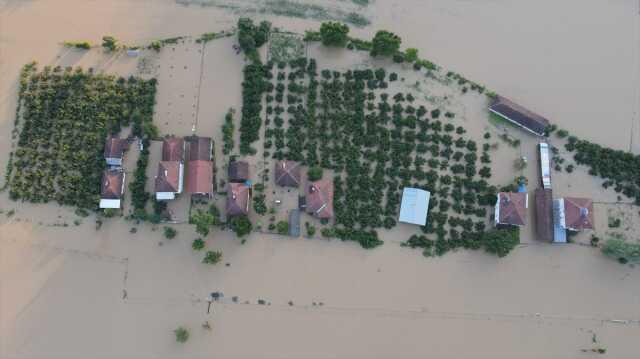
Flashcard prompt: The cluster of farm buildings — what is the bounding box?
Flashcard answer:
[96,95,594,241]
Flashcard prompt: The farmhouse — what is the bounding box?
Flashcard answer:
[228,160,249,183]
[226,182,250,216]
[554,197,594,231]
[489,96,550,136]
[104,136,128,167]
[275,160,301,187]
[186,136,214,197]
[155,161,184,200]
[495,192,528,227]
[99,169,125,209]
[398,188,431,226]
[534,188,553,242]
[155,137,185,200]
[306,179,333,219]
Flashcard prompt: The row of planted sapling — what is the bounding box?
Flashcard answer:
[7,63,157,211]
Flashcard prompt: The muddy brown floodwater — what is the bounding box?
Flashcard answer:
[1,1,640,358]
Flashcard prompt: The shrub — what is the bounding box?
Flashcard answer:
[230,215,252,237]
[163,226,177,239]
[190,210,220,237]
[203,250,223,265]
[404,48,418,62]
[222,108,235,155]
[192,238,205,251]
[305,222,316,237]
[307,166,323,181]
[482,228,519,257]
[602,238,640,264]
[556,129,569,138]
[370,30,401,57]
[276,220,289,235]
[319,22,350,47]
[101,36,118,51]
[64,41,91,49]
[174,327,189,343]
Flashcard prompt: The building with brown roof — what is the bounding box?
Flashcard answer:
[228,161,249,182]
[494,192,528,227]
[535,188,553,242]
[275,160,301,187]
[104,136,129,167]
[162,136,185,162]
[306,179,334,219]
[226,182,250,216]
[555,197,594,231]
[186,160,214,197]
[100,169,125,209]
[489,96,550,136]
[155,161,184,200]
[188,136,212,161]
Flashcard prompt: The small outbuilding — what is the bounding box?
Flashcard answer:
[538,142,552,189]
[104,136,128,167]
[228,161,249,183]
[495,192,528,227]
[489,96,550,136]
[554,197,594,231]
[306,179,333,219]
[398,188,431,226]
[534,188,553,242]
[275,160,301,187]
[226,182,250,217]
[99,169,125,209]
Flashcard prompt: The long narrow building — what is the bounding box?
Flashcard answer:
[489,96,550,136]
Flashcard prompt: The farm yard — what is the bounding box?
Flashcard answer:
[3,2,640,357]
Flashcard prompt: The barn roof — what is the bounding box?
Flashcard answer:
[489,96,550,136]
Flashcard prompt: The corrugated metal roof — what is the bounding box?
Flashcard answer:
[553,199,567,243]
[398,188,430,226]
[539,143,551,189]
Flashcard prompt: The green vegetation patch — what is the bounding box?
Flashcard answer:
[8,64,157,209]
[268,32,305,63]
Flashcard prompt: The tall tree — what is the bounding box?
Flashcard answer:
[319,22,350,47]
[370,30,401,57]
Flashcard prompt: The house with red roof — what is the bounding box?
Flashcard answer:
[104,136,129,167]
[99,169,125,209]
[554,197,594,231]
[494,192,528,227]
[155,137,185,200]
[306,179,334,219]
[226,182,250,217]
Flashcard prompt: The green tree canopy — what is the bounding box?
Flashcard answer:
[174,327,189,343]
[482,228,519,257]
[102,36,118,52]
[602,238,640,264]
[405,48,419,63]
[230,215,253,237]
[319,22,350,47]
[371,30,401,57]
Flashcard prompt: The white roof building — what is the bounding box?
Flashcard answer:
[398,188,431,226]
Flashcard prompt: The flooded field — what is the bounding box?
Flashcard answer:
[1,1,640,358]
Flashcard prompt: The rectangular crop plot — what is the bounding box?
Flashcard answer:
[7,64,157,208]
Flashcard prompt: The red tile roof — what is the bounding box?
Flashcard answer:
[155,161,181,193]
[228,161,249,182]
[563,197,594,230]
[186,160,213,195]
[101,169,125,199]
[275,160,301,187]
[162,137,184,162]
[306,179,334,219]
[497,192,527,226]
[188,136,212,161]
[226,183,250,216]
[104,137,128,159]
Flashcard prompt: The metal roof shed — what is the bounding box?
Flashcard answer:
[539,143,552,189]
[399,188,431,226]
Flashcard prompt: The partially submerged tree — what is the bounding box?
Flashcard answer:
[370,30,401,57]
[202,250,223,265]
[319,22,350,47]
[102,36,118,52]
[230,215,252,237]
[482,228,519,257]
[174,327,189,343]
